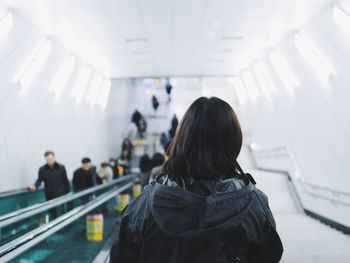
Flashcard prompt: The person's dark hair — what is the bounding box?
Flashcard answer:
[101,162,108,167]
[151,153,165,169]
[82,157,91,163]
[139,154,151,173]
[163,97,242,180]
[131,110,142,124]
[44,151,55,157]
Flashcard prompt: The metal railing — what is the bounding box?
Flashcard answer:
[92,233,114,263]
[247,143,350,208]
[0,181,133,262]
[0,187,43,199]
[0,175,136,229]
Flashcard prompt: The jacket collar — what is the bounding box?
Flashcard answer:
[44,162,59,169]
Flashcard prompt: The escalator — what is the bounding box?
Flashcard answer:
[0,189,46,217]
[8,193,122,263]
[0,175,139,263]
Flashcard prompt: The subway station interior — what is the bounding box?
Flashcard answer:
[0,0,350,262]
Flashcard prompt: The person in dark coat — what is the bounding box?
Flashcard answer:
[165,81,173,101]
[29,151,70,219]
[29,151,70,201]
[168,114,179,139]
[118,149,131,175]
[141,152,166,187]
[109,158,119,179]
[151,95,159,112]
[121,138,133,161]
[131,110,142,125]
[110,97,283,263]
[138,153,152,174]
[159,132,169,148]
[72,157,100,192]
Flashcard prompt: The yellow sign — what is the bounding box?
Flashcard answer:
[86,214,104,242]
[117,194,130,212]
[133,183,142,198]
[154,78,161,85]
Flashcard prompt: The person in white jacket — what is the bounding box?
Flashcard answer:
[97,162,114,183]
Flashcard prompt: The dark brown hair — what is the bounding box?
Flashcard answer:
[163,97,242,180]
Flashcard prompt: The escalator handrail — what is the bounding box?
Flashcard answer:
[0,175,136,229]
[0,175,133,222]
[0,187,44,199]
[0,182,133,262]
[248,143,350,198]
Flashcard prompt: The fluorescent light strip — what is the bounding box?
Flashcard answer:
[86,73,103,106]
[71,66,92,103]
[0,13,13,39]
[231,76,249,105]
[253,62,273,100]
[269,51,299,95]
[241,70,261,102]
[17,39,52,90]
[294,34,335,84]
[51,56,75,98]
[97,79,111,108]
[333,6,350,35]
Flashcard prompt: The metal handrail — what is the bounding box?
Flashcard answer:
[301,182,350,197]
[303,190,350,208]
[249,143,350,198]
[0,187,44,199]
[0,177,122,222]
[0,175,132,222]
[248,143,350,207]
[0,182,133,262]
[92,232,113,263]
[0,175,135,229]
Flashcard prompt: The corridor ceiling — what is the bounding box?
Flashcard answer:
[4,0,332,78]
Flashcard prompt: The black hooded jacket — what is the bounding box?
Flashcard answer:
[110,175,282,263]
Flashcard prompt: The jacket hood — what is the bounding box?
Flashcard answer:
[148,176,256,242]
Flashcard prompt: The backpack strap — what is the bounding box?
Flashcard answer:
[235,161,256,185]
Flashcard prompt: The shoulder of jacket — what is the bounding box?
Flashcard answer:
[254,188,269,202]
[125,187,151,217]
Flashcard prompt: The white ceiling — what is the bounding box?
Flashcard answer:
[3,0,332,78]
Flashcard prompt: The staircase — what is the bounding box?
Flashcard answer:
[238,148,350,263]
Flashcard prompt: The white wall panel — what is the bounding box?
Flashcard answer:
[232,6,350,226]
[0,13,125,192]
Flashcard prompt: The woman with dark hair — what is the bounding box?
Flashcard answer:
[110,97,283,263]
[121,138,133,161]
[168,114,179,139]
[137,117,147,138]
